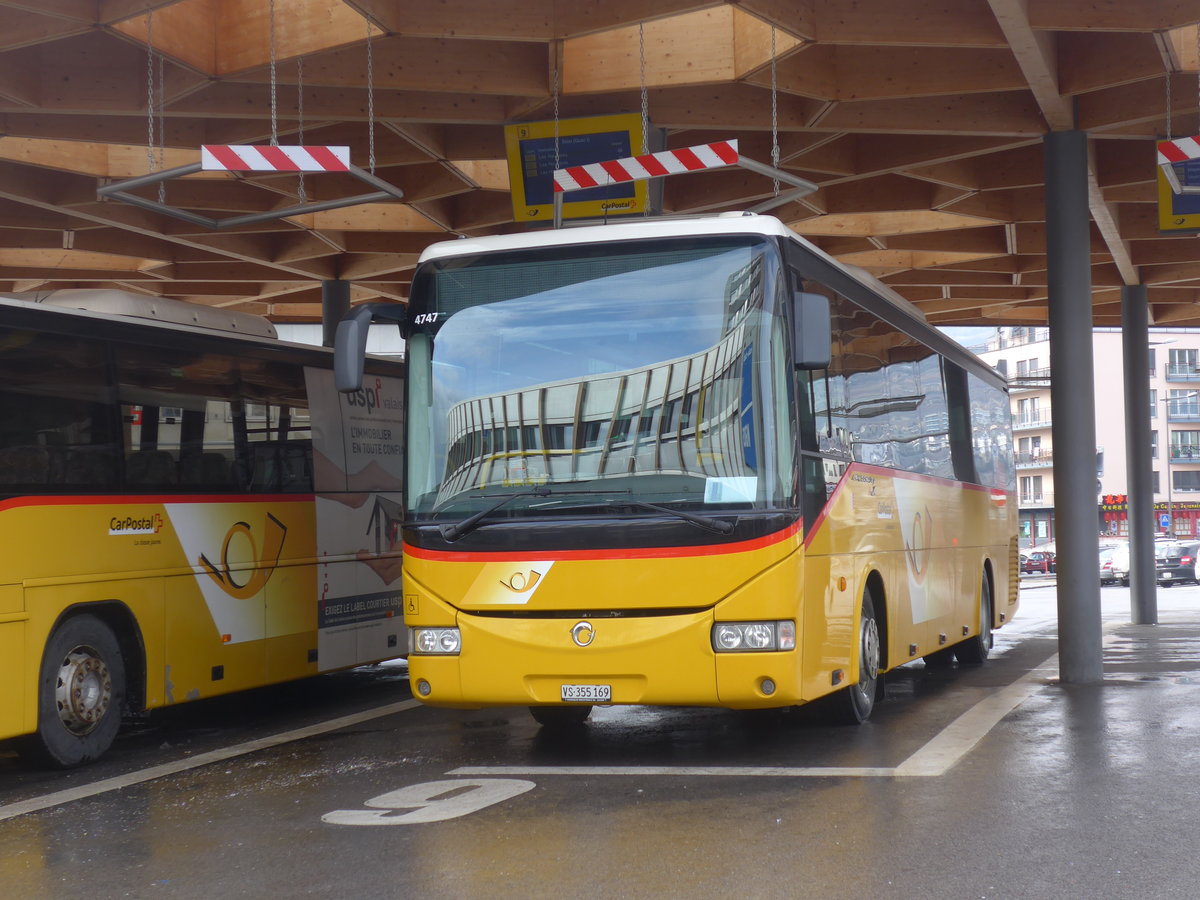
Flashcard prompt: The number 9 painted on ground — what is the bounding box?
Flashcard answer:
[322,779,536,825]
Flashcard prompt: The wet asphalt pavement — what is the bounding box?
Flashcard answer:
[2,579,1200,899]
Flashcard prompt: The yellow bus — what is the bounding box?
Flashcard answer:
[1,291,405,766]
[337,213,1017,727]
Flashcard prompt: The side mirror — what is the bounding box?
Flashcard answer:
[793,291,831,370]
[334,311,370,392]
[333,301,408,392]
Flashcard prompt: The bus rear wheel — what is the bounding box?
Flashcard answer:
[955,570,993,665]
[24,614,126,768]
[828,588,880,725]
[529,705,592,728]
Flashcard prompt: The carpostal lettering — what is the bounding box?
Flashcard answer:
[346,377,402,415]
[109,513,163,536]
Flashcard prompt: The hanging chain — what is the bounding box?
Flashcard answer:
[552,52,561,173]
[157,49,166,203]
[1167,64,1173,140]
[367,20,376,174]
[268,0,278,146]
[145,9,156,175]
[297,56,306,201]
[770,26,779,197]
[639,22,649,155]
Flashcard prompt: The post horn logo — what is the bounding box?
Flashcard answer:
[904,506,933,586]
[500,571,542,593]
[199,513,288,600]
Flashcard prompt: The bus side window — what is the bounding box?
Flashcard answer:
[0,330,119,493]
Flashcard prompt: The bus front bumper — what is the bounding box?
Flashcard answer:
[406,610,803,710]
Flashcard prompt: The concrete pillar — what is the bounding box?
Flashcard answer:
[1122,285,1157,624]
[321,279,352,348]
[1044,130,1103,682]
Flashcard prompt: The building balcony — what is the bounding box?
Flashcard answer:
[1166,410,1200,423]
[1013,412,1052,431]
[1165,363,1200,382]
[1015,450,1053,468]
[1008,367,1051,393]
[986,327,1049,351]
[1170,446,1200,463]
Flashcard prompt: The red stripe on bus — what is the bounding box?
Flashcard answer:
[0,493,315,513]
[801,462,1015,550]
[404,520,802,563]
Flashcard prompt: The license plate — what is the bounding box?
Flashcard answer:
[560,683,611,702]
[1163,572,1173,579]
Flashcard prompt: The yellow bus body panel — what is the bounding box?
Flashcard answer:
[404,465,1017,711]
[0,496,324,740]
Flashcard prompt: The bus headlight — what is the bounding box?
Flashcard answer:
[411,627,461,655]
[711,621,796,653]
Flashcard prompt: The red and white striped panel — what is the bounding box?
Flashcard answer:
[201,145,351,172]
[553,140,739,193]
[1157,136,1200,166]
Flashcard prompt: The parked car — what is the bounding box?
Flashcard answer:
[1099,547,1118,585]
[1155,540,1200,586]
[1110,543,1130,586]
[1022,551,1056,574]
[1109,539,1178,586]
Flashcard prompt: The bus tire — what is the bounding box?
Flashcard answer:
[24,614,126,768]
[828,588,881,725]
[922,647,957,668]
[955,570,993,665]
[529,705,592,728]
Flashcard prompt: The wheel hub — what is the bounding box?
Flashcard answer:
[55,647,112,736]
[860,617,880,686]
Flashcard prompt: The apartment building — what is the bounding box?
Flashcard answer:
[974,327,1200,548]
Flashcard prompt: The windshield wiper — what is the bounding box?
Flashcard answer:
[438,487,735,542]
[599,498,734,535]
[439,486,554,542]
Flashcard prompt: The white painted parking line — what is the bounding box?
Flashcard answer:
[0,699,423,823]
[451,651,1060,781]
[893,659,1053,776]
[449,765,898,777]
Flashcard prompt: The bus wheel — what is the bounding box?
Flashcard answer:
[24,615,126,768]
[955,570,993,665]
[529,705,592,728]
[829,589,880,725]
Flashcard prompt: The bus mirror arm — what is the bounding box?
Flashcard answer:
[334,302,408,392]
[793,291,831,370]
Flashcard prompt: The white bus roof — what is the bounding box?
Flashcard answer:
[419,212,926,323]
[419,212,794,262]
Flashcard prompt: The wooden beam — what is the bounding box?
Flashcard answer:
[815,91,1047,136]
[242,35,548,97]
[813,0,1007,47]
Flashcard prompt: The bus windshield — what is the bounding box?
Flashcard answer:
[405,235,795,520]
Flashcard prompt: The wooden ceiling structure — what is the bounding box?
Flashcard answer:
[4,0,1200,327]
